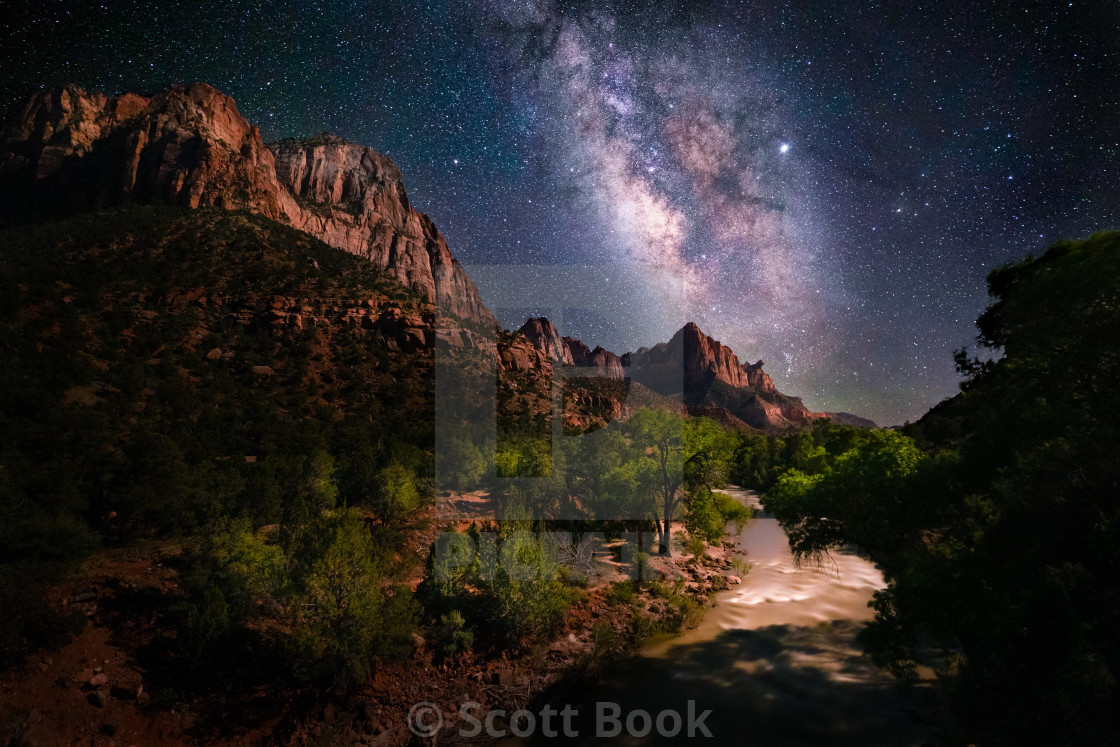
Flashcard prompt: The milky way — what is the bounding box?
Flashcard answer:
[3,0,1119,424]
[494,1,827,354]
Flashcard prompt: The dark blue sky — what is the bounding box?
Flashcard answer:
[4,0,1119,424]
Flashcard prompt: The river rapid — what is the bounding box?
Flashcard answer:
[516,487,944,745]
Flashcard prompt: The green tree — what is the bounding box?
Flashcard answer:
[763,429,928,566]
[289,509,418,687]
[181,517,284,662]
[623,410,736,555]
[374,461,420,522]
[763,231,1120,745]
[624,409,685,554]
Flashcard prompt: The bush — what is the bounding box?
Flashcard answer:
[714,491,752,534]
[684,487,723,545]
[605,580,635,606]
[420,524,575,648]
[180,517,284,662]
[374,462,420,522]
[287,509,419,687]
[435,610,474,656]
[685,533,707,560]
[182,510,419,689]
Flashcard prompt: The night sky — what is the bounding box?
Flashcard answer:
[4,0,1119,425]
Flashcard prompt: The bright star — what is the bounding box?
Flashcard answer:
[779,143,790,154]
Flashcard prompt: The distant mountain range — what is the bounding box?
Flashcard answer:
[508,316,876,431]
[0,82,875,432]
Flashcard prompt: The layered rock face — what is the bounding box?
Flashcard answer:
[743,359,777,393]
[0,83,494,326]
[563,336,626,380]
[517,317,573,365]
[499,333,552,373]
[269,135,492,324]
[621,322,822,430]
[0,84,291,219]
[622,322,750,393]
[507,317,872,431]
[622,323,780,400]
[0,83,873,432]
[501,318,627,381]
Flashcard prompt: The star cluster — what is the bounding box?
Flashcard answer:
[3,0,1118,425]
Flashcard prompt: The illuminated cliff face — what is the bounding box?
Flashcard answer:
[0,83,495,326]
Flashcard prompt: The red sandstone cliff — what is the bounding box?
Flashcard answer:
[0,83,494,326]
[517,318,573,366]
[562,336,626,380]
[0,83,872,432]
[620,322,823,429]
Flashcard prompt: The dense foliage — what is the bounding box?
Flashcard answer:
[482,409,749,550]
[0,207,758,689]
[0,207,433,670]
[758,231,1120,745]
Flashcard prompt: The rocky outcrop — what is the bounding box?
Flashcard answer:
[0,83,292,219]
[563,336,626,379]
[743,359,777,393]
[501,318,854,432]
[622,322,753,393]
[499,332,552,373]
[499,317,870,432]
[517,318,573,365]
[269,135,493,324]
[618,322,837,431]
[508,319,626,380]
[0,83,494,326]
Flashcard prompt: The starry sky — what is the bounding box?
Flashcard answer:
[3,0,1119,425]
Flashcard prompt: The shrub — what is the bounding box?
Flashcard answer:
[685,533,707,560]
[435,610,474,656]
[605,580,635,606]
[374,462,420,522]
[420,525,575,648]
[180,517,284,663]
[287,509,419,687]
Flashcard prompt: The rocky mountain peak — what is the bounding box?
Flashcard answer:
[623,322,754,393]
[562,336,626,380]
[0,83,495,326]
[617,322,844,430]
[743,358,777,393]
[517,317,573,365]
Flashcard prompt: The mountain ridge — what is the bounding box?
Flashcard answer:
[506,316,878,431]
[0,82,494,325]
[0,81,875,431]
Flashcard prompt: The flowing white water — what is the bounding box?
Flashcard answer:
[513,487,945,745]
[645,488,886,654]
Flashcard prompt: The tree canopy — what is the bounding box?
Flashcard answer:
[760,231,1120,745]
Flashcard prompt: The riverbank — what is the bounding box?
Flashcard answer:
[0,491,748,746]
[507,487,949,745]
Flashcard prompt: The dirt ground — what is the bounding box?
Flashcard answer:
[1,493,747,746]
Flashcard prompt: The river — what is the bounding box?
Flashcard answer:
[516,487,945,745]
